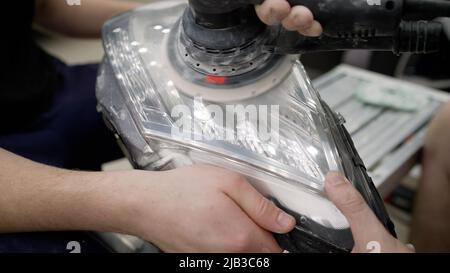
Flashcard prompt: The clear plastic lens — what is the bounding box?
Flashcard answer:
[98,0,348,229]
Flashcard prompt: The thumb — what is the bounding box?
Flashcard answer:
[324,172,392,252]
[223,178,296,234]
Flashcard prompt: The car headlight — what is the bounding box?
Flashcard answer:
[96,0,395,252]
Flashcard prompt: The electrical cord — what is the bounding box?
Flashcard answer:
[395,15,450,89]
[395,53,450,89]
[405,0,450,20]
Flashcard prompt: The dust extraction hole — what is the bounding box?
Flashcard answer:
[385,1,395,10]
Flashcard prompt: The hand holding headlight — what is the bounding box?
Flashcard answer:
[129,166,296,253]
[325,173,414,253]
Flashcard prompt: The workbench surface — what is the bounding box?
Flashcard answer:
[314,65,450,197]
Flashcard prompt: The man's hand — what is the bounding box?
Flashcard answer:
[325,172,414,253]
[126,166,296,253]
[0,149,294,253]
[255,0,323,37]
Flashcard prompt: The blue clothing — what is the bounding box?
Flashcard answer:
[1,59,122,170]
[0,59,123,253]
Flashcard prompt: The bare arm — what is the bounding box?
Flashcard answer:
[34,0,142,38]
[0,148,136,234]
[0,148,295,252]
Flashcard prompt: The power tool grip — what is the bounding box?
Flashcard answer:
[255,0,404,37]
[187,0,444,54]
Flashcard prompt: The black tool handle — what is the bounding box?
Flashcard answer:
[187,0,445,54]
[190,0,404,36]
[252,0,405,37]
[267,20,443,54]
[249,0,442,54]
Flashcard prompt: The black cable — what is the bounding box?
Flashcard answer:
[404,0,450,20]
[395,21,443,53]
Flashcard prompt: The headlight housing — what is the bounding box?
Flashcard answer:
[96,0,395,252]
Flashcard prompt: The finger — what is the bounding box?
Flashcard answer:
[220,196,283,253]
[324,172,390,248]
[239,223,283,253]
[250,228,283,253]
[223,179,296,234]
[281,6,314,31]
[299,20,323,37]
[255,0,291,25]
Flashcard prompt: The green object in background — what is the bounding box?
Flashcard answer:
[355,82,430,112]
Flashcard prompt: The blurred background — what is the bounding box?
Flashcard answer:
[36,0,150,64]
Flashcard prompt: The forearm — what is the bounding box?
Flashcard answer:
[0,148,139,234]
[35,0,142,38]
[0,148,297,252]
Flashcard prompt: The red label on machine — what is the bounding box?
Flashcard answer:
[205,75,227,85]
